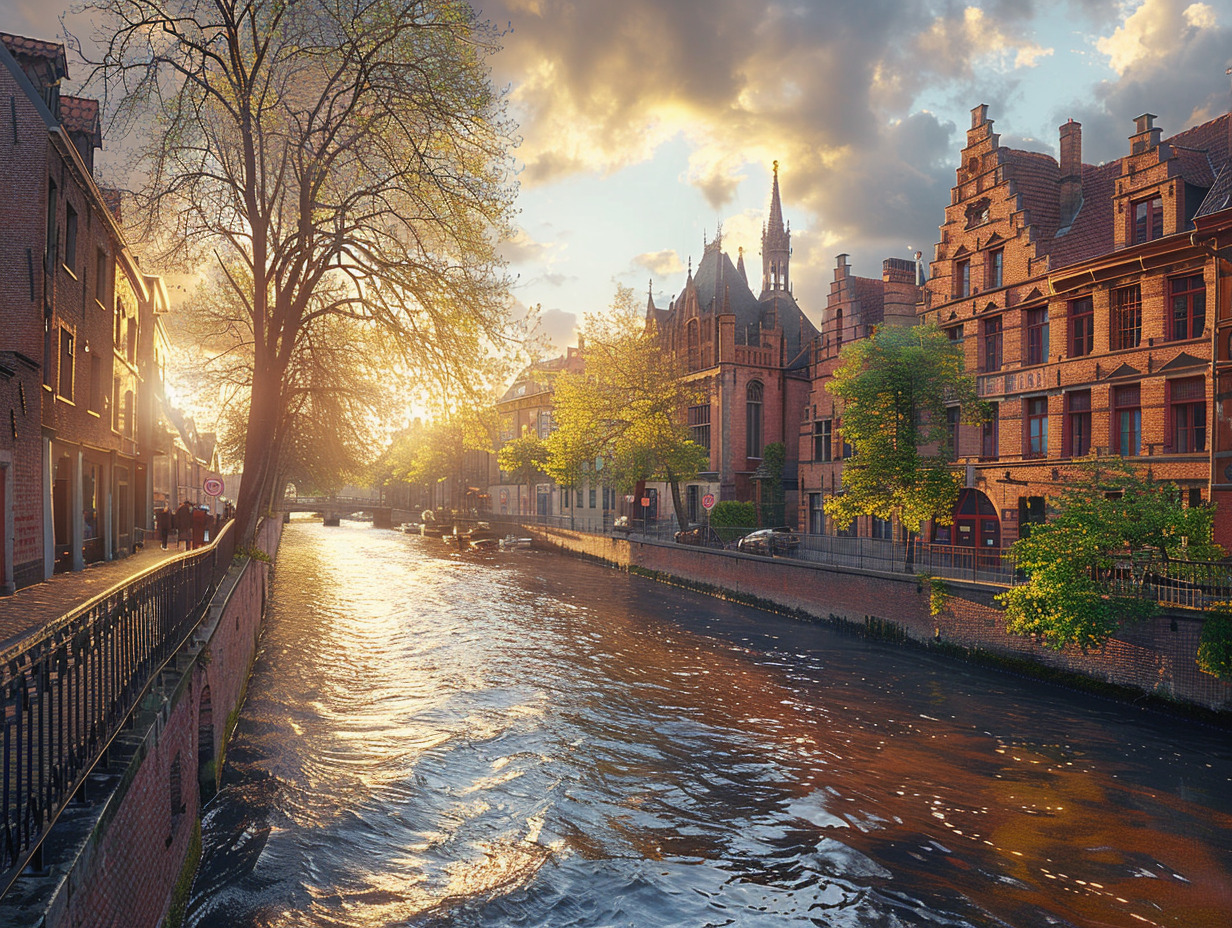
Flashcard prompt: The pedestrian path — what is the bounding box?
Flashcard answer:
[0,545,192,651]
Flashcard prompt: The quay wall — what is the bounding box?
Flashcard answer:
[13,518,283,928]
[527,526,1232,717]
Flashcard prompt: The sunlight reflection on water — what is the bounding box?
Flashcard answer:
[188,521,1232,928]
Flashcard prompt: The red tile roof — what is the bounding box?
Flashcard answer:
[59,95,101,144]
[0,32,64,60]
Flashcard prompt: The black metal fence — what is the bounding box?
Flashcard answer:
[0,519,238,896]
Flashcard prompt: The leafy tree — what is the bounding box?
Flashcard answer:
[708,500,757,543]
[755,442,787,527]
[85,0,518,544]
[546,286,708,529]
[824,323,984,534]
[497,433,548,517]
[997,460,1223,651]
[1197,605,1232,680]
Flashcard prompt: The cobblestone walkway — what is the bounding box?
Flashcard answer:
[0,545,193,650]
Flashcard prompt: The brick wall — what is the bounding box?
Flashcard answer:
[40,518,282,928]
[530,527,1232,714]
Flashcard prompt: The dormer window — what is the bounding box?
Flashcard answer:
[1133,195,1163,244]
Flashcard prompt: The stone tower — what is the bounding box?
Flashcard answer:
[761,161,791,294]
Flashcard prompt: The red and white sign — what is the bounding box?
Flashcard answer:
[640,497,651,508]
[203,477,225,497]
[702,493,716,510]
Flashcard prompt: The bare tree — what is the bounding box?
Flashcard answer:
[83,0,517,544]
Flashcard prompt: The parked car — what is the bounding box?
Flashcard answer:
[735,527,800,556]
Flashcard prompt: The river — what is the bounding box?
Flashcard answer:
[187,520,1232,928]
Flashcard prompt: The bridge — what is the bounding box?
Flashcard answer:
[277,496,394,528]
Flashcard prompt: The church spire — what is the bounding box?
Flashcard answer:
[761,160,791,295]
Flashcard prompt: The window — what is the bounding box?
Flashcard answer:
[45,178,57,270]
[64,203,78,273]
[688,404,711,452]
[746,381,763,458]
[1066,390,1091,457]
[1133,195,1163,244]
[89,355,102,413]
[58,328,74,400]
[835,308,844,349]
[946,406,960,461]
[981,404,999,460]
[1025,396,1048,458]
[112,376,121,431]
[589,487,597,508]
[813,419,832,462]
[537,409,553,439]
[871,517,893,540]
[945,324,963,343]
[1112,286,1141,350]
[1169,377,1206,453]
[1026,308,1049,365]
[95,248,108,304]
[126,315,137,363]
[1114,384,1141,456]
[1169,275,1205,341]
[965,198,990,228]
[982,316,1003,371]
[123,390,135,437]
[986,248,1003,289]
[114,300,124,347]
[687,320,699,370]
[956,259,971,298]
[808,493,825,535]
[1069,296,1093,357]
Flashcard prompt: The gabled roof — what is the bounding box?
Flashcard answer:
[60,95,101,148]
[1105,362,1141,380]
[1195,162,1232,220]
[1156,351,1206,373]
[0,32,65,66]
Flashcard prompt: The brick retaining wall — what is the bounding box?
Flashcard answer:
[0,518,283,928]
[530,527,1232,716]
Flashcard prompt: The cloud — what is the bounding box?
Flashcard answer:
[1056,0,1231,162]
[631,249,686,277]
[497,226,556,264]
[533,307,579,350]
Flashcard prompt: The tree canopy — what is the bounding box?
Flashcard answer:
[998,460,1222,651]
[85,0,519,543]
[545,286,708,528]
[824,322,984,534]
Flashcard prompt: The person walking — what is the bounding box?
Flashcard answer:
[191,505,208,549]
[156,505,172,550]
[175,500,193,550]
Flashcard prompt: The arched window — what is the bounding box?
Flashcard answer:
[746,381,764,458]
[687,319,699,371]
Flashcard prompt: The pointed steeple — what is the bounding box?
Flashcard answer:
[736,246,747,283]
[761,160,791,294]
[646,278,656,314]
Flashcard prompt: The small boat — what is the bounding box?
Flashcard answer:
[499,535,533,550]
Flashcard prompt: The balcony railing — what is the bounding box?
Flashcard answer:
[0,519,238,896]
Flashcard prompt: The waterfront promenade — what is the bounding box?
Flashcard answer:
[0,547,184,649]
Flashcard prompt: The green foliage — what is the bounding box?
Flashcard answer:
[1197,604,1232,680]
[997,460,1223,651]
[545,286,709,528]
[708,501,757,543]
[918,574,951,617]
[824,323,985,534]
[756,442,787,527]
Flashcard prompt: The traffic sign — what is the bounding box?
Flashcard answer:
[203,477,225,497]
[702,493,716,510]
[640,497,650,507]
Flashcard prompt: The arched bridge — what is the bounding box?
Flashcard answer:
[277,496,385,514]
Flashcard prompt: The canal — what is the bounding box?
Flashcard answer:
[187,521,1232,928]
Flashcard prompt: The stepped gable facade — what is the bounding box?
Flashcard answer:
[650,165,819,523]
[919,104,1232,551]
[797,254,922,537]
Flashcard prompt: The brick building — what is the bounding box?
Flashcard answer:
[797,254,922,537]
[915,104,1231,552]
[0,33,175,589]
[648,165,818,525]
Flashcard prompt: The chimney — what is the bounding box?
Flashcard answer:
[1058,119,1082,231]
[1130,113,1161,155]
[971,104,989,129]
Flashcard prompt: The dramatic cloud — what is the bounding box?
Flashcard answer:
[1057,0,1231,162]
[631,249,686,278]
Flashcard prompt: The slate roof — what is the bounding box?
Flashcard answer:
[1195,162,1232,220]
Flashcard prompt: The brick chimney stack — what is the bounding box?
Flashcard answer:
[1130,113,1161,155]
[1058,119,1082,231]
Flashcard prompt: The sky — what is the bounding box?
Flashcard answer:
[10,0,1232,354]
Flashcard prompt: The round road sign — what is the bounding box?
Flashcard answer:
[702,493,716,510]
[203,477,225,497]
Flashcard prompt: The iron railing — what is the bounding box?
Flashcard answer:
[0,519,238,896]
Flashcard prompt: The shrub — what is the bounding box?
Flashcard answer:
[708,500,757,543]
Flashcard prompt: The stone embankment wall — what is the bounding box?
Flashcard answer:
[7,518,284,928]
[528,526,1232,717]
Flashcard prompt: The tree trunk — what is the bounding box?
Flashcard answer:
[665,466,689,532]
[234,362,284,547]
